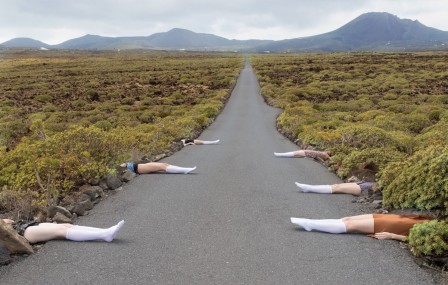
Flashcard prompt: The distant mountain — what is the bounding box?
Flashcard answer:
[56,34,121,49]
[254,12,448,52]
[1,37,51,49]
[145,28,229,48]
[1,28,273,51]
[2,13,448,52]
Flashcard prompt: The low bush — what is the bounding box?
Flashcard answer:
[407,220,448,257]
[379,145,448,215]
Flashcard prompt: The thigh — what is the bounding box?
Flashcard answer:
[342,214,374,233]
[293,150,306,157]
[332,183,361,195]
[137,162,168,173]
[23,223,73,243]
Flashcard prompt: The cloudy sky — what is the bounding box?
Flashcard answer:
[1,0,447,45]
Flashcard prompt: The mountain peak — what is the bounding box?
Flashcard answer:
[1,37,50,48]
[334,11,447,43]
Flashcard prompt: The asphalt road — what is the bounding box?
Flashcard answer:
[0,60,438,285]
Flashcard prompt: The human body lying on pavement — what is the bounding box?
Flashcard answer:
[290,214,433,241]
[121,162,196,174]
[181,139,220,146]
[3,219,124,243]
[294,181,376,196]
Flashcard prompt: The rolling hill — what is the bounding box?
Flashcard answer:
[1,37,51,49]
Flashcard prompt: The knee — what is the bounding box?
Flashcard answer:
[332,184,342,192]
[62,224,75,229]
[341,217,353,230]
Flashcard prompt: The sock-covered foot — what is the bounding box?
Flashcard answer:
[290,218,312,231]
[103,220,125,242]
[183,166,196,174]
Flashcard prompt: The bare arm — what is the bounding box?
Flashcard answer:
[373,232,406,241]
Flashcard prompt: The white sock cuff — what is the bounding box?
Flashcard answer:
[274,152,295,157]
[202,139,220,145]
[166,165,197,174]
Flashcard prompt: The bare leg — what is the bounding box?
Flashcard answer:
[331,183,362,196]
[122,162,195,174]
[194,139,220,145]
[24,221,125,243]
[137,162,169,173]
[342,214,374,233]
[292,150,307,157]
[24,223,75,243]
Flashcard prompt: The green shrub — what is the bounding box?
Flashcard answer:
[407,220,448,257]
[334,124,402,149]
[335,147,406,178]
[298,120,343,147]
[85,89,100,101]
[379,145,448,215]
[0,127,123,204]
[0,120,28,148]
[0,99,16,107]
[94,120,113,131]
[42,103,57,112]
[34,94,53,103]
[72,99,88,108]
[415,120,448,149]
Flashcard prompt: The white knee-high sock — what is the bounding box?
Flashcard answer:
[166,165,196,174]
[274,152,295,157]
[74,225,102,231]
[66,220,124,242]
[290,218,346,233]
[295,182,332,194]
[202,139,220,145]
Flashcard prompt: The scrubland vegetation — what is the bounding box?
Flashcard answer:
[251,52,448,258]
[0,49,446,259]
[0,50,242,212]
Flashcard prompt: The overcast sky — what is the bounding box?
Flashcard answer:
[1,0,448,45]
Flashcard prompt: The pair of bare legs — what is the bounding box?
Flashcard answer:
[3,219,124,243]
[294,182,374,196]
[181,139,220,146]
[290,214,405,240]
[120,162,196,174]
